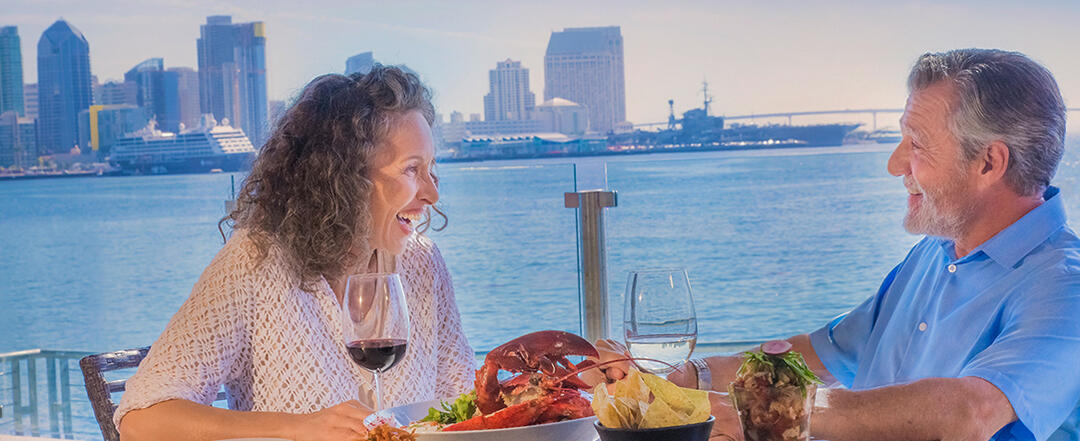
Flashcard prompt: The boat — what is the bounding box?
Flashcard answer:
[109,115,257,175]
[610,81,861,150]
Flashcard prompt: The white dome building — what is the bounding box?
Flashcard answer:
[534,97,589,135]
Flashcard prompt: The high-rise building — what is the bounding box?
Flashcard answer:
[167,67,200,129]
[346,52,375,76]
[94,80,137,106]
[543,26,625,133]
[197,16,268,147]
[0,26,25,116]
[233,22,268,147]
[37,19,92,153]
[483,59,535,122]
[0,110,36,168]
[23,83,37,119]
[124,58,182,133]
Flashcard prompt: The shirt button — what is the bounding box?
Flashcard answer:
[947,264,957,273]
[918,322,928,331]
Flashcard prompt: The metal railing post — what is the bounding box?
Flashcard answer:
[11,359,22,434]
[565,190,617,342]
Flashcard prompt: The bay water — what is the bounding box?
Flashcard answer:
[4,140,1080,354]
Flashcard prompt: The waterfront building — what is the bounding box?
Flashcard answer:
[110,114,256,174]
[464,119,543,136]
[0,110,36,168]
[0,26,24,116]
[125,58,182,133]
[77,105,150,156]
[197,16,268,148]
[543,26,625,133]
[534,97,589,135]
[94,80,137,106]
[345,51,375,75]
[22,83,36,119]
[37,19,92,154]
[483,59,535,122]
[167,67,200,129]
[458,132,606,160]
[450,111,463,124]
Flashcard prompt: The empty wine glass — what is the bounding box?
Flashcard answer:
[341,272,410,412]
[623,268,698,376]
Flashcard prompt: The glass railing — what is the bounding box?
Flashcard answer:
[429,160,582,350]
[0,349,93,439]
[605,144,920,343]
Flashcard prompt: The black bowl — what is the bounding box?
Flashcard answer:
[593,416,715,441]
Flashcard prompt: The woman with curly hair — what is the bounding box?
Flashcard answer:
[114,65,475,441]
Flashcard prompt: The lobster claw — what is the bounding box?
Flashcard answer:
[475,330,599,415]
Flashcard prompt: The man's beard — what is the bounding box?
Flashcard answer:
[903,168,979,239]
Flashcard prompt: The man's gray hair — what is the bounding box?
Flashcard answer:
[908,49,1066,196]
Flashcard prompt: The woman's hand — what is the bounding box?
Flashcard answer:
[288,400,374,441]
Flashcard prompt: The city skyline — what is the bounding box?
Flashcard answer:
[4,0,1080,128]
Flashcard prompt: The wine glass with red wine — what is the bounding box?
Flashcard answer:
[342,272,410,412]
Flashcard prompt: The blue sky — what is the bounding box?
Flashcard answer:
[5,0,1080,126]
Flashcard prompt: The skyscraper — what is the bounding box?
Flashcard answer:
[94,80,137,106]
[0,110,36,168]
[124,58,182,132]
[197,16,268,147]
[483,59,535,122]
[23,83,37,119]
[167,67,200,129]
[543,26,625,133]
[0,26,25,116]
[346,52,375,76]
[233,22,268,147]
[37,19,92,153]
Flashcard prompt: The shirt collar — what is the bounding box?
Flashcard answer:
[971,186,1067,269]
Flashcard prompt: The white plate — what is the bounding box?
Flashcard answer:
[365,399,599,441]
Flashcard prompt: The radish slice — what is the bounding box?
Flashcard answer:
[761,340,792,356]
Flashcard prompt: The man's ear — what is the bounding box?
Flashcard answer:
[979,141,1010,186]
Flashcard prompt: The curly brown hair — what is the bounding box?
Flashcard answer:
[221,65,439,289]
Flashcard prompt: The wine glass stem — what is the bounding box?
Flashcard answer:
[374,371,383,412]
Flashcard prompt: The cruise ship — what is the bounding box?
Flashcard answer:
[109,115,257,175]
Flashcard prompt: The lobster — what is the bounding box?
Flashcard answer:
[442,330,599,431]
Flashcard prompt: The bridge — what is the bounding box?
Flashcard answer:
[635,108,1080,131]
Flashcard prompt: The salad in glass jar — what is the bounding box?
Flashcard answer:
[728,340,822,441]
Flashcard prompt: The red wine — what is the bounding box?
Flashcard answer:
[347,338,407,372]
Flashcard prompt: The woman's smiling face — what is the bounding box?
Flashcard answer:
[367,110,439,255]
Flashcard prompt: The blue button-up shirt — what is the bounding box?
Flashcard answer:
[810,187,1080,441]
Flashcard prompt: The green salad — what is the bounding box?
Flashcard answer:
[419,392,477,425]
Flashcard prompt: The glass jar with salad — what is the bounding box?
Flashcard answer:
[728,340,822,441]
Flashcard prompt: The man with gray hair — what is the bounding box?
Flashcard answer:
[669,48,1080,440]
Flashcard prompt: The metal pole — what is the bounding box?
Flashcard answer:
[565,190,617,342]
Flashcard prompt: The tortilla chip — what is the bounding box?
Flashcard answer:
[640,397,687,429]
[591,384,622,428]
[641,371,711,426]
[614,368,651,404]
[595,367,711,429]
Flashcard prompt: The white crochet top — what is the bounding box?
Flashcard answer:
[114,229,476,428]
